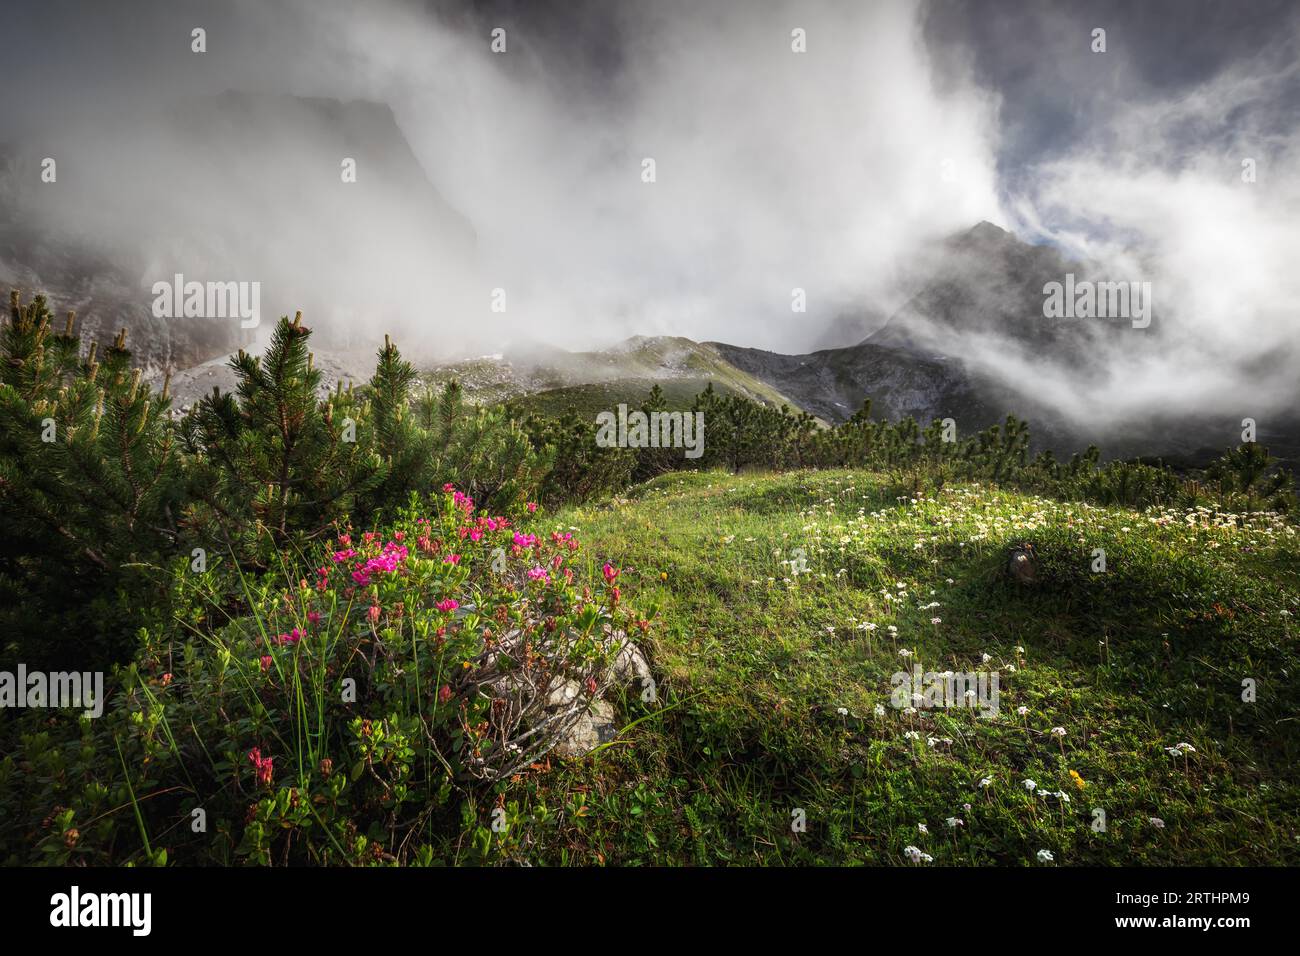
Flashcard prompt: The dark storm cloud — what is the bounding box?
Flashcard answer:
[917,0,1300,231]
[4,1,291,128]
[922,0,1300,176]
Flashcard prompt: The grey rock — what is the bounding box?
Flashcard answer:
[605,631,652,688]
[550,681,616,757]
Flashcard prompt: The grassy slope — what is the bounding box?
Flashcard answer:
[423,336,810,419]
[505,378,735,419]
[496,469,1300,865]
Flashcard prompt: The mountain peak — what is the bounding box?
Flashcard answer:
[966,220,1008,240]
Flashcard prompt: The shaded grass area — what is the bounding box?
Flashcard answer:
[486,469,1300,865]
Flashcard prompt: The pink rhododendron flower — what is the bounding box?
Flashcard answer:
[436,599,459,612]
[275,628,304,646]
[367,605,381,623]
[247,747,274,787]
[362,550,401,574]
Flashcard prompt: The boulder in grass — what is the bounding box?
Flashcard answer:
[478,627,652,762]
[550,681,617,757]
[1007,542,1038,584]
[604,630,652,689]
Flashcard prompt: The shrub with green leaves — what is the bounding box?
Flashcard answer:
[522,409,636,504]
[0,293,185,666]
[0,297,560,668]
[181,312,387,565]
[0,486,648,865]
[415,379,554,515]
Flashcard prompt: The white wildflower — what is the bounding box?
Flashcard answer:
[903,845,933,864]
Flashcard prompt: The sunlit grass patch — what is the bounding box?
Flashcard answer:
[520,468,1300,864]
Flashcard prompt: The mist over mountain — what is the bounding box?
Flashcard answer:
[713,220,1300,461]
[1,91,477,371]
[1,0,1297,460]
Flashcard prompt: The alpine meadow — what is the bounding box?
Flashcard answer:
[0,0,1297,919]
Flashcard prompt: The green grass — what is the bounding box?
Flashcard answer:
[486,468,1300,865]
[421,335,809,418]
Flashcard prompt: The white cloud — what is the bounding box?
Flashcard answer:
[1002,49,1300,426]
[306,0,1005,351]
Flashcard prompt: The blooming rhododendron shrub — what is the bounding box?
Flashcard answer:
[1,486,649,865]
